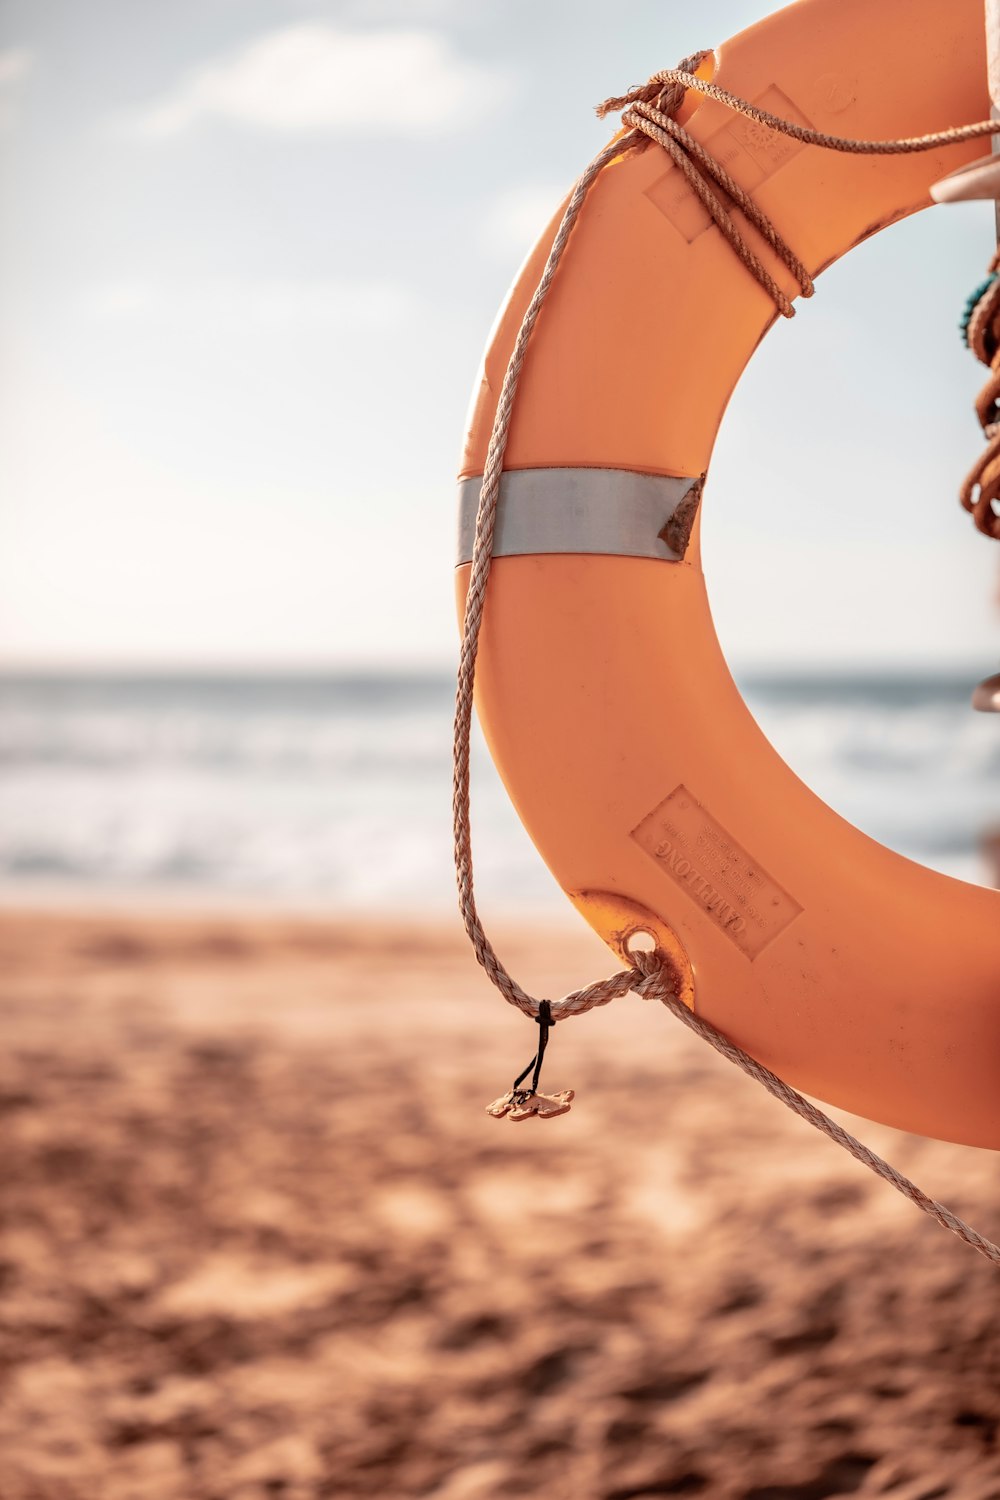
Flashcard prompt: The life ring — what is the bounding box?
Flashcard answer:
[455,0,1000,1148]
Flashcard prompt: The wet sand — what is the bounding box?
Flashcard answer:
[1,909,1000,1499]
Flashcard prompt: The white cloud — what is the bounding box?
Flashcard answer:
[80,276,418,333]
[479,184,569,260]
[128,22,506,139]
[0,47,32,129]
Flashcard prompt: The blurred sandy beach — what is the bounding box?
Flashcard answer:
[6,0,1000,1493]
[3,907,1000,1499]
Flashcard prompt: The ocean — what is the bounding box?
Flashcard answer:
[0,669,998,912]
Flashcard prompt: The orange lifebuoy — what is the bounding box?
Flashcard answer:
[456,0,1000,1148]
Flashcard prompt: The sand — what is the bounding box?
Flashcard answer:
[1,908,1000,1499]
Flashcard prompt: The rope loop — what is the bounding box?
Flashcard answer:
[961,257,1000,538]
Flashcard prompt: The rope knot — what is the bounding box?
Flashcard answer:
[627,946,663,981]
[596,54,709,128]
[596,52,811,317]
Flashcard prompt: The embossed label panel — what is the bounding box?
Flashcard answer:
[631,785,802,959]
[645,84,813,244]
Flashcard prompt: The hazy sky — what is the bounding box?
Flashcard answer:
[1,0,998,670]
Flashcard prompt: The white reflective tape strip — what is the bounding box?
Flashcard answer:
[456,467,701,566]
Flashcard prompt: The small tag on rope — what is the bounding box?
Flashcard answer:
[485,1000,575,1121]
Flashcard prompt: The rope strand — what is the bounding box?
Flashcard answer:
[598,65,1000,156]
[629,952,1000,1268]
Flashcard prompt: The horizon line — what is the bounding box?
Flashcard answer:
[0,656,994,680]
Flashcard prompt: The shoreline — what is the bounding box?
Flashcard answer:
[0,884,581,923]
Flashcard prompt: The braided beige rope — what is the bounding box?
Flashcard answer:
[602,65,1000,155]
[628,952,1000,1267]
[452,127,633,1024]
[453,59,1000,1263]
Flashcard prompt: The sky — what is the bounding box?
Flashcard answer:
[0,0,998,672]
